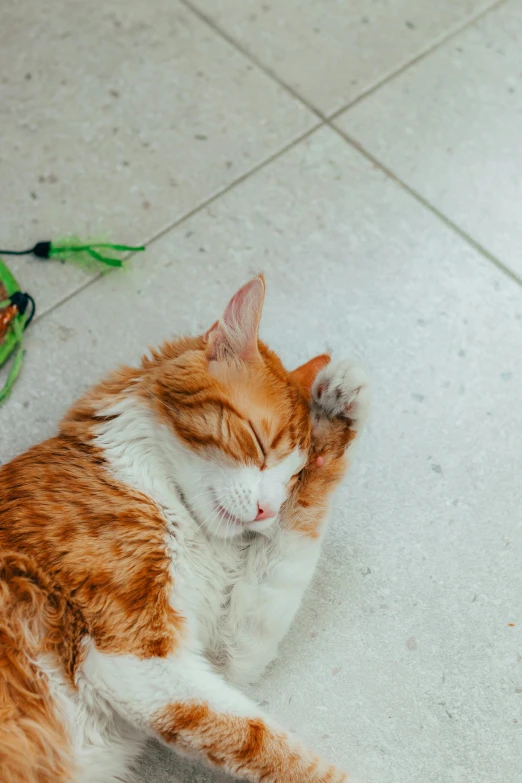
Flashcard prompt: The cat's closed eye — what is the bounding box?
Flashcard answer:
[247,419,267,464]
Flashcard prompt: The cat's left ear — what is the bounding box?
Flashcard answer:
[290,354,330,395]
[205,275,265,362]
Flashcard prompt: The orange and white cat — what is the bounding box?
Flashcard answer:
[0,276,370,783]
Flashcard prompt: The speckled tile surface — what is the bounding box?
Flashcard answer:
[0,0,314,316]
[337,0,522,279]
[187,0,499,115]
[2,128,521,783]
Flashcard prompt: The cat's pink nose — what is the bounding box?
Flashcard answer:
[254,503,276,522]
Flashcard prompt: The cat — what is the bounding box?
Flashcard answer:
[0,275,370,783]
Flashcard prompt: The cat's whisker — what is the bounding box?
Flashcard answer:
[200,504,225,536]
[187,490,227,512]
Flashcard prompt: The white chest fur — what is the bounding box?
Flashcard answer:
[94,397,321,685]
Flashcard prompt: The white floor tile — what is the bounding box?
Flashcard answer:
[2,128,521,783]
[0,0,314,316]
[337,0,522,278]
[189,0,497,115]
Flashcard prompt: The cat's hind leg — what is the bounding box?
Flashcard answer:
[0,552,76,783]
[82,644,348,783]
[38,636,147,783]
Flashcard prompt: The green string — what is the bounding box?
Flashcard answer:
[0,240,145,402]
[0,319,24,404]
[0,340,24,403]
[49,242,145,268]
[0,258,32,403]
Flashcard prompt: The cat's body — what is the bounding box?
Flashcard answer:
[0,277,369,783]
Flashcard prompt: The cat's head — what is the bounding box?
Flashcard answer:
[147,276,329,538]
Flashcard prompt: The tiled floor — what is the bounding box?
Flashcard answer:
[1,1,521,782]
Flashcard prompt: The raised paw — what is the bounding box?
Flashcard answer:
[312,360,370,434]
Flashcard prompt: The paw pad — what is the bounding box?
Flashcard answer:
[312,360,370,431]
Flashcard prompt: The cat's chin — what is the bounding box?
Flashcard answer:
[208,519,276,540]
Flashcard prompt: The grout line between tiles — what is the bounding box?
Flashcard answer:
[27,0,518,329]
[331,124,522,289]
[33,122,323,326]
[328,0,508,121]
[181,0,506,121]
[179,0,324,119]
[174,0,519,290]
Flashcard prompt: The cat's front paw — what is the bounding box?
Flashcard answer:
[312,360,370,434]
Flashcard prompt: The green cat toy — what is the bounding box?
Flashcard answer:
[0,258,35,403]
[0,238,145,404]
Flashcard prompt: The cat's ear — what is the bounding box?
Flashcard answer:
[290,354,331,394]
[205,276,265,362]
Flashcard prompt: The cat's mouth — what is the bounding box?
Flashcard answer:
[213,501,246,527]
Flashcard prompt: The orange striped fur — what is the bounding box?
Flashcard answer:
[0,276,366,781]
[154,702,347,782]
[0,553,78,783]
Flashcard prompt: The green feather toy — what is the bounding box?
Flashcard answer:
[0,236,145,270]
[0,237,145,403]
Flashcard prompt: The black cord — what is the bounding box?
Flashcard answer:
[0,248,34,255]
[23,293,36,329]
[9,292,36,330]
[0,242,51,259]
